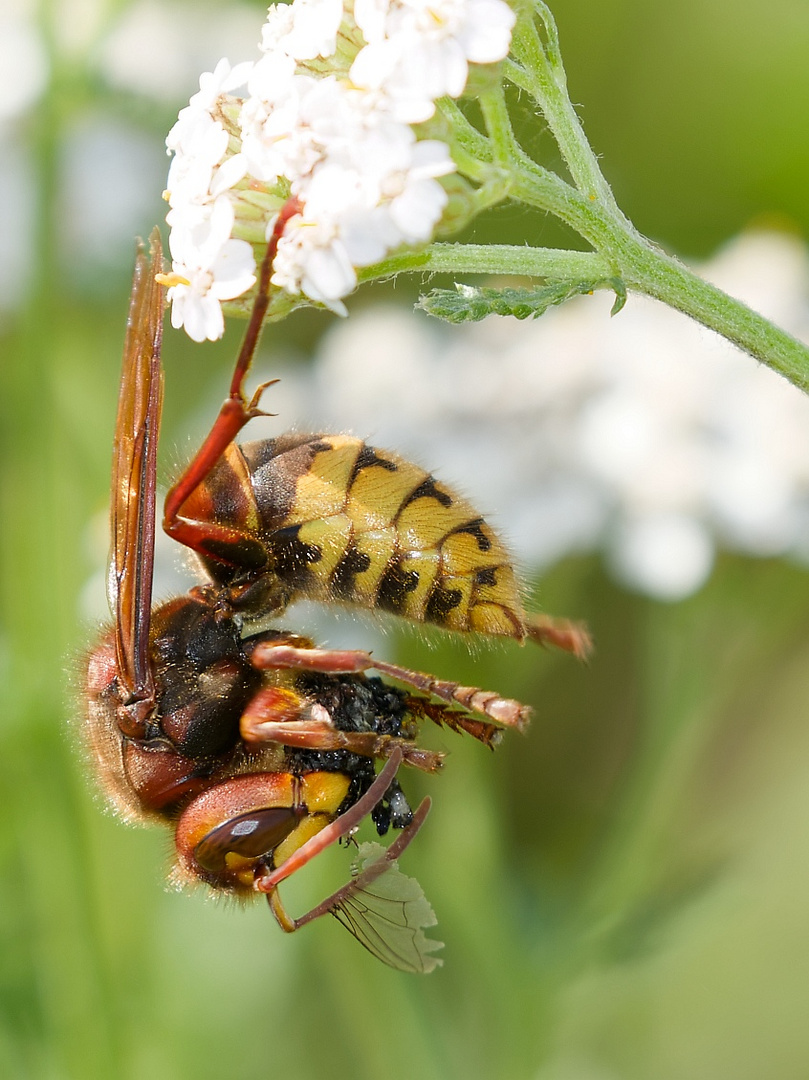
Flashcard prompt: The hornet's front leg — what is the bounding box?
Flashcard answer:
[248,641,533,733]
[239,682,445,773]
[161,199,301,570]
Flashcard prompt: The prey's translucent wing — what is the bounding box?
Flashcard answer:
[331,840,444,974]
[108,229,165,704]
[281,794,443,973]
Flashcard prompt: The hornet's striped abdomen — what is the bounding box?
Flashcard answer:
[182,432,528,641]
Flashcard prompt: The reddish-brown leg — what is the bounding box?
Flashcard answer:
[266,795,432,934]
[248,641,533,732]
[254,748,404,901]
[162,198,302,562]
[527,613,593,660]
[412,700,504,750]
[240,685,444,772]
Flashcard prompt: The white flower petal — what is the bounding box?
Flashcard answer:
[261,4,296,52]
[302,242,358,300]
[354,0,391,43]
[165,197,255,340]
[170,289,225,343]
[286,0,345,59]
[210,153,248,196]
[340,207,402,264]
[459,0,515,63]
[210,239,258,300]
[388,177,447,241]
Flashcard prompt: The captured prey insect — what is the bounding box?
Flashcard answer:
[84,221,590,973]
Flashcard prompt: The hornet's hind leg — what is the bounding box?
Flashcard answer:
[526,613,592,660]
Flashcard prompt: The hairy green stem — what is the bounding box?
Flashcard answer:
[429,4,809,388]
[358,243,610,282]
[478,85,519,168]
[509,4,625,216]
[511,166,809,388]
[621,242,809,390]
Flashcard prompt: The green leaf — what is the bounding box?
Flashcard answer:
[417,278,626,324]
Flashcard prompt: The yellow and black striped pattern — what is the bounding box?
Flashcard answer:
[193,433,528,641]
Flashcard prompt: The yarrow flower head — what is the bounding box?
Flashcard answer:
[163,0,515,338]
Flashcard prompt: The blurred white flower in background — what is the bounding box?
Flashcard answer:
[99,1,263,102]
[0,1,264,293]
[273,230,809,601]
[0,5,48,307]
[0,8,48,122]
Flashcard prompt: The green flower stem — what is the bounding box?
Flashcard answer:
[366,214,809,390]
[512,164,809,389]
[422,2,809,390]
[438,98,493,163]
[509,156,618,250]
[507,2,809,387]
[619,241,809,390]
[509,4,627,218]
[358,243,610,282]
[478,85,519,169]
[238,2,809,389]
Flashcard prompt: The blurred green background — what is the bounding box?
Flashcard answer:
[3,1,809,1077]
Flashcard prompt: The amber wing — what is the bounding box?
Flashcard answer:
[108,229,165,704]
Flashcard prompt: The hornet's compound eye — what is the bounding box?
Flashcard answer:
[194,805,305,873]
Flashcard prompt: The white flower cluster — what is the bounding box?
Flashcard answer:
[162,0,516,341]
[277,232,809,601]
